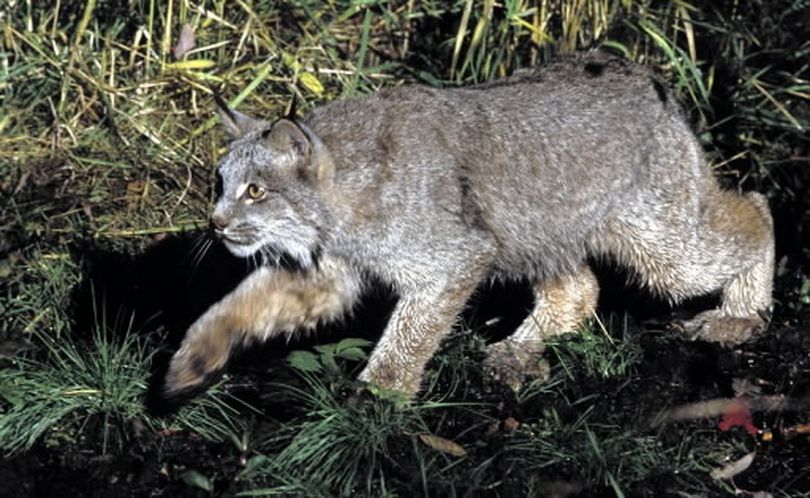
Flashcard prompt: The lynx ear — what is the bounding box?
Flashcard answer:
[264,119,334,185]
[262,119,311,159]
[296,121,335,185]
[213,93,260,139]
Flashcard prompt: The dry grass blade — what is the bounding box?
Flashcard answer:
[450,0,475,79]
[418,433,468,457]
[751,79,804,131]
[710,451,755,480]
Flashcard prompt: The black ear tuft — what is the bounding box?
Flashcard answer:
[212,91,262,139]
[213,92,234,120]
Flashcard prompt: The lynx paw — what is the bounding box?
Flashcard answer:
[484,341,550,392]
[163,333,231,399]
[675,310,766,346]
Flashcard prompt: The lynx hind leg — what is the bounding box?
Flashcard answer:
[598,188,774,346]
[679,191,774,343]
[486,265,599,390]
[164,259,360,398]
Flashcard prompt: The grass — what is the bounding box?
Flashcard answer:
[0,324,148,454]
[0,248,80,339]
[0,309,247,455]
[221,331,759,496]
[547,317,642,381]
[248,375,437,496]
[239,336,490,496]
[1,0,809,495]
[506,410,711,493]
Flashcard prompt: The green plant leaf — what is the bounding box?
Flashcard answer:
[179,469,213,492]
[286,351,322,373]
[313,343,338,356]
[335,338,373,352]
[336,347,367,362]
[321,353,340,374]
[238,454,271,480]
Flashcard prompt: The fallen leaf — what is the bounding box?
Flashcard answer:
[710,451,755,480]
[418,433,467,457]
[503,417,520,433]
[718,399,758,436]
[173,23,196,59]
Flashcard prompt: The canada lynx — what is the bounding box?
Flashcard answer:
[164,52,773,399]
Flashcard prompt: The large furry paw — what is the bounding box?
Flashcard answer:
[163,332,231,399]
[484,341,550,392]
[675,310,766,346]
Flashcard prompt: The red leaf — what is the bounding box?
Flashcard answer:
[718,399,758,436]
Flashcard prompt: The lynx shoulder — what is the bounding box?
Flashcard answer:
[164,52,774,398]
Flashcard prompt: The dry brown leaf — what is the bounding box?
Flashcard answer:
[503,417,521,433]
[173,24,196,59]
[710,451,755,480]
[418,433,467,457]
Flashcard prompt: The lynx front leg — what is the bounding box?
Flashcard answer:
[164,258,360,397]
[359,270,487,398]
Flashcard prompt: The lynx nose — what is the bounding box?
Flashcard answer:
[210,214,229,231]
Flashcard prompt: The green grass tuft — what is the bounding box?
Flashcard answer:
[548,318,642,381]
[244,373,434,496]
[0,319,247,455]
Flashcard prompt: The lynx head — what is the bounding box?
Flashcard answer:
[210,97,334,269]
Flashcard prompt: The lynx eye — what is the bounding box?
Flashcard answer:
[246,183,266,200]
